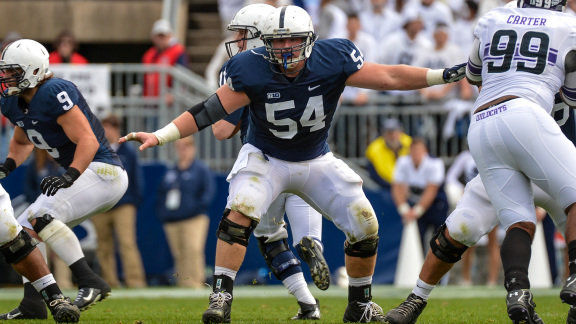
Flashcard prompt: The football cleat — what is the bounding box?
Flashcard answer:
[562,274,576,305]
[343,300,386,323]
[47,295,80,323]
[291,299,320,320]
[72,286,111,311]
[202,291,233,323]
[506,289,543,324]
[297,236,331,290]
[568,306,576,324]
[384,293,427,324]
[0,307,47,320]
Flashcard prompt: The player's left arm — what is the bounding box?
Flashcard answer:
[57,106,99,173]
[345,61,466,91]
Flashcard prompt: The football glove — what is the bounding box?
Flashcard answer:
[0,158,16,179]
[40,167,81,196]
[443,63,467,83]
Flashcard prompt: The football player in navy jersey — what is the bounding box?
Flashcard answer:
[0,39,128,319]
[122,5,465,323]
[212,4,325,320]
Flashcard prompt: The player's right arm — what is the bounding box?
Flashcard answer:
[7,126,35,167]
[466,38,483,87]
[560,50,576,107]
[120,84,250,150]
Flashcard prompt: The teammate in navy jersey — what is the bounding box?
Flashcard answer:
[0,39,128,319]
[211,4,325,320]
[122,5,465,323]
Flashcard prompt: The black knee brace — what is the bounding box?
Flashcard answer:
[1,230,38,264]
[344,235,379,257]
[257,237,301,280]
[217,209,257,247]
[32,214,54,233]
[430,224,468,263]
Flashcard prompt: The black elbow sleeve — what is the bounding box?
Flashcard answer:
[187,94,229,130]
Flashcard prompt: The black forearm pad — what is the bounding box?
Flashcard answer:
[4,158,16,173]
[187,94,229,131]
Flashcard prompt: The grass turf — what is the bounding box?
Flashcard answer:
[0,286,570,323]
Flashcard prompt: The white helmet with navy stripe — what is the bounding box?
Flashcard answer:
[226,4,276,58]
[0,39,52,97]
[517,0,566,11]
[261,5,317,72]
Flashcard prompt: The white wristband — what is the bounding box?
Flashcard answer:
[153,122,181,145]
[413,205,425,218]
[398,203,410,216]
[426,69,445,86]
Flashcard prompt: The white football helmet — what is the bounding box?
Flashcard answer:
[517,0,566,11]
[0,39,51,97]
[261,5,317,72]
[225,4,276,58]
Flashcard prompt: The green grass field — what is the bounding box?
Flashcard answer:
[0,286,570,323]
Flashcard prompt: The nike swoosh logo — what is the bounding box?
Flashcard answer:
[308,85,320,91]
[31,120,38,125]
[568,277,576,287]
[83,290,94,302]
[5,311,22,319]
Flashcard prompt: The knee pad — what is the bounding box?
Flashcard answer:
[32,214,55,234]
[0,230,38,264]
[257,237,302,280]
[430,224,468,263]
[344,235,379,258]
[217,209,257,247]
[33,214,67,243]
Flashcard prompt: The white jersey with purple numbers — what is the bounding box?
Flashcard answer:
[471,7,576,113]
[222,38,364,162]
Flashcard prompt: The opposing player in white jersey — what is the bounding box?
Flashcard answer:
[211,4,325,319]
[0,39,128,318]
[121,5,465,323]
[460,0,576,322]
[384,97,573,324]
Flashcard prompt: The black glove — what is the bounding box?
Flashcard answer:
[0,158,16,180]
[443,63,467,83]
[40,167,81,196]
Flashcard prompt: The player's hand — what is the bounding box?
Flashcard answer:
[119,132,160,151]
[40,167,81,196]
[0,158,16,180]
[443,63,467,83]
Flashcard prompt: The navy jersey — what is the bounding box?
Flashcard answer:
[556,104,576,145]
[222,39,365,161]
[0,78,121,168]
